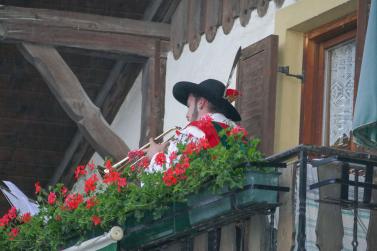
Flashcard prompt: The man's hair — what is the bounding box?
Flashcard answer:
[192,93,224,114]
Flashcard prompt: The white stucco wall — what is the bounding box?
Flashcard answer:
[90,72,142,165]
[164,0,295,132]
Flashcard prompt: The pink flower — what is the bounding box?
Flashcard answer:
[48,192,57,205]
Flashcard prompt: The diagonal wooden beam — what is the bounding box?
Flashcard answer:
[19,43,130,162]
[0,5,170,39]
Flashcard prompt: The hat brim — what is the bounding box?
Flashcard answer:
[173,81,241,122]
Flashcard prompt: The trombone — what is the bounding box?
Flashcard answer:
[100,126,181,174]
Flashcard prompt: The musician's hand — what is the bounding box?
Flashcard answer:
[145,138,169,159]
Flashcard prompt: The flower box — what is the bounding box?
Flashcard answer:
[187,170,280,225]
[120,202,190,249]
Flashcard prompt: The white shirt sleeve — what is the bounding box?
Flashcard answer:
[147,125,205,172]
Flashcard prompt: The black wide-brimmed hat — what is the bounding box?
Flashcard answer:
[172,79,241,122]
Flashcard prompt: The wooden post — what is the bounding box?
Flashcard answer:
[193,232,208,251]
[219,223,237,251]
[276,162,296,251]
[139,40,166,146]
[19,43,129,161]
[316,163,343,251]
[245,215,269,251]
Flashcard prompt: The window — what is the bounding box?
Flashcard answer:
[301,14,357,147]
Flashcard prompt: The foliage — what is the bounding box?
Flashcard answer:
[0,124,264,250]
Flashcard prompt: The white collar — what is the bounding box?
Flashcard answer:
[200,113,236,127]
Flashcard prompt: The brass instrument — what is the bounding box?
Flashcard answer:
[100,127,181,174]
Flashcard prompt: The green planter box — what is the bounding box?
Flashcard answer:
[187,186,231,225]
[120,202,190,249]
[234,170,280,207]
[187,170,280,225]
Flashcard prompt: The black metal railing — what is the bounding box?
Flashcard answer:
[266,144,377,251]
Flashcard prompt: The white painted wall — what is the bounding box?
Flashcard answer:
[90,72,142,165]
[164,0,295,132]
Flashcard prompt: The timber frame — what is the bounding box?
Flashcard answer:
[0,2,173,186]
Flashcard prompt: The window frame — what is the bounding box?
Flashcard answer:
[300,14,357,146]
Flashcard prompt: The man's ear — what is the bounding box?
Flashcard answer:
[198,97,207,109]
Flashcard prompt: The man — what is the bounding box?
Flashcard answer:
[146,79,241,171]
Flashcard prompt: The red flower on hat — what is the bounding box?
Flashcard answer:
[225,89,240,103]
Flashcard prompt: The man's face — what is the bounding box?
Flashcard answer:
[186,94,198,122]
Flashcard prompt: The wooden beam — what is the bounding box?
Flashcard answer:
[63,64,143,186]
[139,40,166,146]
[19,43,130,162]
[58,47,147,63]
[0,22,157,57]
[0,6,170,40]
[53,2,167,185]
[49,60,127,185]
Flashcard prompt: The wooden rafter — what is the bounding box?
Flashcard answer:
[0,6,170,39]
[0,5,171,57]
[19,43,130,162]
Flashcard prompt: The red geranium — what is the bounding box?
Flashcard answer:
[0,214,10,227]
[7,207,17,220]
[61,186,68,197]
[127,150,145,161]
[225,89,240,102]
[48,192,57,205]
[84,174,99,194]
[155,152,166,166]
[21,213,32,223]
[35,182,41,194]
[162,168,177,186]
[64,193,83,210]
[8,227,19,240]
[230,125,248,137]
[85,196,97,209]
[74,165,87,180]
[91,215,101,226]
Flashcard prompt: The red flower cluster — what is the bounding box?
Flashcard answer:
[48,192,57,205]
[229,125,248,137]
[0,207,17,227]
[86,196,97,209]
[74,165,87,180]
[35,182,41,194]
[127,149,145,161]
[91,215,101,226]
[155,152,166,166]
[162,156,190,186]
[84,174,99,194]
[21,213,32,223]
[225,89,240,103]
[8,227,19,240]
[61,186,68,197]
[103,164,127,192]
[64,193,83,210]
